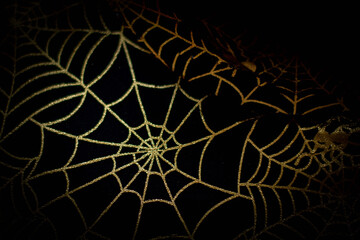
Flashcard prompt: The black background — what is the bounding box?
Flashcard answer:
[0,1,359,239]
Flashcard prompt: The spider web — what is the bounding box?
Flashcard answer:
[0,0,359,239]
